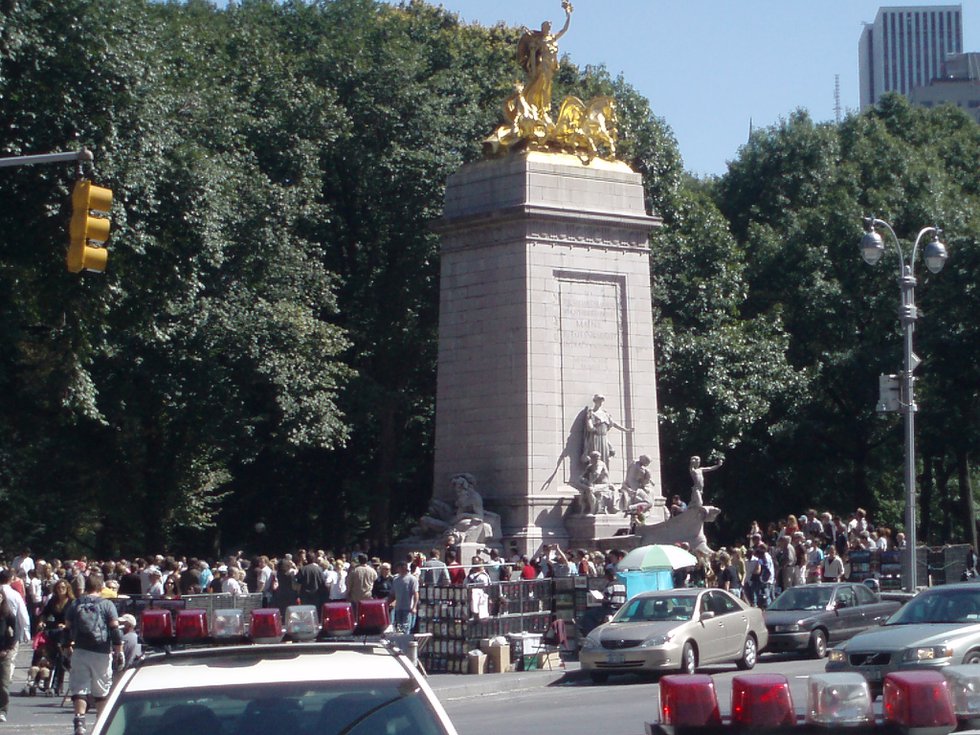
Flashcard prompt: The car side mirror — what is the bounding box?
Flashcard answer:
[700,611,715,621]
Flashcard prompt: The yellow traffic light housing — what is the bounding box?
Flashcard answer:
[68,179,112,273]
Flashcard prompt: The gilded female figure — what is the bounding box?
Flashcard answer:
[517,1,573,119]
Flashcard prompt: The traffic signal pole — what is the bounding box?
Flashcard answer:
[0,148,92,169]
[0,148,112,272]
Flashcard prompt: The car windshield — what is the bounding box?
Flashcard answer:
[885,588,980,625]
[101,679,449,735]
[769,587,833,611]
[613,595,695,623]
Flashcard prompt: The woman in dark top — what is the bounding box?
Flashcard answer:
[0,587,19,721]
[39,579,74,633]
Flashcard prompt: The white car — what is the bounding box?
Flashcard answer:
[93,641,458,735]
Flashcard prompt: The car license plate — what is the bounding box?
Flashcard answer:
[864,667,882,682]
[607,652,625,664]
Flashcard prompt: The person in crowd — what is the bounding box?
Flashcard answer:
[117,614,142,668]
[0,586,19,722]
[388,561,419,634]
[145,568,165,599]
[792,531,807,587]
[347,553,378,609]
[65,572,124,735]
[297,553,324,607]
[445,550,466,586]
[421,548,450,587]
[271,558,297,615]
[372,562,394,600]
[821,545,845,582]
[550,545,575,578]
[717,551,741,598]
[520,556,537,580]
[805,539,824,584]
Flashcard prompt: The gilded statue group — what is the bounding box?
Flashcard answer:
[484,1,618,161]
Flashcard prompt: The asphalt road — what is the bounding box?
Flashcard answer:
[441,653,830,735]
[1,649,828,735]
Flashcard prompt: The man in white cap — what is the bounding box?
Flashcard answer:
[117,615,142,667]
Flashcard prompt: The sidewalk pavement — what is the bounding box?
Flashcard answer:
[428,660,588,699]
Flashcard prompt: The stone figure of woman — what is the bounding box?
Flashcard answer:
[582,393,632,466]
[517,1,573,119]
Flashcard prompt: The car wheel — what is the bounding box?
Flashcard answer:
[809,629,828,659]
[736,635,758,670]
[963,650,980,665]
[680,642,697,674]
[590,671,609,684]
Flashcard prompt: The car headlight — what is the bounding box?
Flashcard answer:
[639,634,673,648]
[828,649,847,663]
[904,645,954,661]
[774,624,802,633]
[581,636,601,651]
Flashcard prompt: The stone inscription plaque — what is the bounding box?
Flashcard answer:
[557,272,633,480]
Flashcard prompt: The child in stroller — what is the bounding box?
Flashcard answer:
[23,626,67,696]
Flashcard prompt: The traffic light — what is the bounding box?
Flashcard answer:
[67,179,112,273]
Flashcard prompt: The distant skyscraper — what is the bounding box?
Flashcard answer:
[859,5,963,109]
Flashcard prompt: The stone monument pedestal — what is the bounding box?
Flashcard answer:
[432,152,663,556]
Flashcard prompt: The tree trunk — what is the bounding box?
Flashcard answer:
[369,400,396,552]
[958,450,977,551]
[920,456,934,544]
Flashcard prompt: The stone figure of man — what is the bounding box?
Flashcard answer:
[579,451,616,515]
[689,454,723,508]
[620,454,655,514]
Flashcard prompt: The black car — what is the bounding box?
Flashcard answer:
[763,583,901,658]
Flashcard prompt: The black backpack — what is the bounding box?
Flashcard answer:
[71,597,109,649]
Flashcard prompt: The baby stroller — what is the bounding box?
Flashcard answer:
[22,626,68,697]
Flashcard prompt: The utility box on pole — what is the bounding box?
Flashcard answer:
[877,374,901,413]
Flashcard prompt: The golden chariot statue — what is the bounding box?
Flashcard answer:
[484,1,618,162]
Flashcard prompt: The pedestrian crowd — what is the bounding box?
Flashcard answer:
[680,506,908,610]
[0,505,913,730]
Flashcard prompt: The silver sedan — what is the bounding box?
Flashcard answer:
[579,588,768,683]
[826,582,980,692]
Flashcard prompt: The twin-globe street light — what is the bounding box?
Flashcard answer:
[860,217,948,591]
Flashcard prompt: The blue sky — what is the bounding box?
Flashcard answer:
[407,1,979,176]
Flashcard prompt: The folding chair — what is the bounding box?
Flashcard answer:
[532,618,567,670]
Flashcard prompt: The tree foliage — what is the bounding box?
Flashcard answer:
[1,1,977,558]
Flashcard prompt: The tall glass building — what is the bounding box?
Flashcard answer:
[859,5,963,109]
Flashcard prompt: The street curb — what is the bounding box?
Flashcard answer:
[429,665,590,699]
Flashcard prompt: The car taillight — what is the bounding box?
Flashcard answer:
[321,602,354,636]
[249,608,283,643]
[140,609,174,644]
[355,599,390,635]
[284,605,319,641]
[174,609,209,642]
[731,673,795,728]
[883,670,957,732]
[658,674,721,727]
[212,608,246,641]
[942,664,980,728]
[805,672,873,726]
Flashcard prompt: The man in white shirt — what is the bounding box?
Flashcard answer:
[821,546,845,583]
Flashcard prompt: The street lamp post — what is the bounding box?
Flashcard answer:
[860,217,947,591]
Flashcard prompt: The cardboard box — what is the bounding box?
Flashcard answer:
[536,651,563,669]
[486,643,510,673]
[467,651,487,675]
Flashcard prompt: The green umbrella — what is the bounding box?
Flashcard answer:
[618,544,698,571]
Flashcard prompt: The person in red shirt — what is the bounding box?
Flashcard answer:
[521,556,537,580]
[445,550,466,586]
